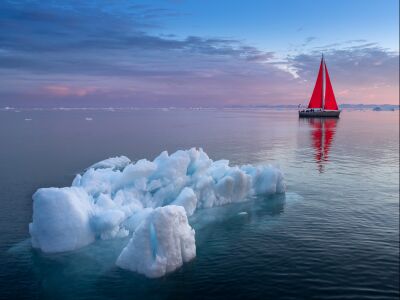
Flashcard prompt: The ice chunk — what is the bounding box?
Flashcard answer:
[78,168,118,196]
[243,165,286,195]
[115,159,156,191]
[88,156,131,170]
[91,209,125,232]
[124,208,153,232]
[29,148,285,277]
[116,206,196,278]
[172,187,197,216]
[29,187,95,253]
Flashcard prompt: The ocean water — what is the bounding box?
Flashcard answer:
[0,109,398,300]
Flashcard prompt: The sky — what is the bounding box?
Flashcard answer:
[0,0,399,107]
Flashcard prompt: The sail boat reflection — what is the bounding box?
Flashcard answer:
[307,118,338,173]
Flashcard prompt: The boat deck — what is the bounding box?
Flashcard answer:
[298,110,341,118]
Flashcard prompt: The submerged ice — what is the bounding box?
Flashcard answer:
[29,148,285,277]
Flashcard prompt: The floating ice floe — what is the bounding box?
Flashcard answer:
[29,148,285,277]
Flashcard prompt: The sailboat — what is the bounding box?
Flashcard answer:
[299,55,341,118]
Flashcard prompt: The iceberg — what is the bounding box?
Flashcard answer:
[29,148,285,277]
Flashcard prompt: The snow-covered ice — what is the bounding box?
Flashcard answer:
[116,205,196,278]
[29,187,95,253]
[29,148,285,277]
[87,155,130,171]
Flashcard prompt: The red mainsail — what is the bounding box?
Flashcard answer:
[323,63,338,110]
[307,56,339,110]
[308,59,324,109]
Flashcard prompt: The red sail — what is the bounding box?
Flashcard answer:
[324,63,338,110]
[308,59,323,109]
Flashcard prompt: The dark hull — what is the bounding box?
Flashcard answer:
[299,110,341,118]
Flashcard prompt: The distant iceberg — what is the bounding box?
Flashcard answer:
[29,148,285,277]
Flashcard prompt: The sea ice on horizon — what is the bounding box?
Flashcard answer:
[29,148,285,277]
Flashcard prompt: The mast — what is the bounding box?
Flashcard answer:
[307,56,325,109]
[322,54,325,110]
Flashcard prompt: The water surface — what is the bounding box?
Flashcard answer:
[0,109,398,300]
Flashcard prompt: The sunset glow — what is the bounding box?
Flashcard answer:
[0,0,398,107]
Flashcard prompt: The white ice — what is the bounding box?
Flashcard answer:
[29,148,285,277]
[116,205,196,278]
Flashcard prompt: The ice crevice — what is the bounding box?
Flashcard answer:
[29,148,285,278]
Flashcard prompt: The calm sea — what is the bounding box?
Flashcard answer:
[0,109,398,300]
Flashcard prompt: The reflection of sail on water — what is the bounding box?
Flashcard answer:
[308,118,338,172]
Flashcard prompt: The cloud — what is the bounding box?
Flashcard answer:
[0,0,276,80]
[302,37,317,47]
[290,44,399,103]
[44,85,99,97]
[291,45,399,85]
[0,0,398,107]
[0,0,269,58]
[0,0,285,107]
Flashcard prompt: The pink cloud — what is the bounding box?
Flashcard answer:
[44,85,98,97]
